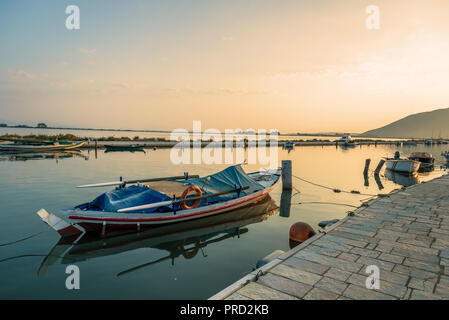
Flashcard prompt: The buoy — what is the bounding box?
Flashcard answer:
[289,222,316,243]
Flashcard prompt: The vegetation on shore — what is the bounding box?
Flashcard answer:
[0,133,168,142]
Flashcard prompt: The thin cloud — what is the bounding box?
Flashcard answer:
[79,48,97,54]
[8,70,37,79]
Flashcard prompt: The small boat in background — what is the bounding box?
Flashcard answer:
[403,140,417,146]
[442,151,449,162]
[336,135,356,147]
[0,141,85,152]
[0,150,88,162]
[408,152,434,172]
[105,144,145,152]
[283,141,294,149]
[336,135,353,143]
[384,151,420,174]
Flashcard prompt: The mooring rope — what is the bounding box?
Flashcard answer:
[0,253,77,264]
[0,219,64,247]
[292,174,380,197]
[0,230,49,247]
[294,201,359,208]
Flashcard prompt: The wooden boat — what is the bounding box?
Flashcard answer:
[0,150,88,161]
[104,144,145,152]
[384,152,420,174]
[408,152,434,172]
[0,141,85,152]
[36,165,281,240]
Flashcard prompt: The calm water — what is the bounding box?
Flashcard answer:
[0,144,447,299]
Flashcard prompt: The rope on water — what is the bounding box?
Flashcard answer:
[0,253,77,264]
[295,201,359,208]
[292,174,380,197]
[0,219,64,247]
[0,230,49,247]
[291,186,301,198]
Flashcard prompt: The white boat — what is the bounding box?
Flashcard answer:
[336,135,353,143]
[36,165,281,241]
[385,152,421,174]
[385,159,420,173]
[336,135,356,147]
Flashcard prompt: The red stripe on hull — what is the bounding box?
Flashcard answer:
[69,192,267,224]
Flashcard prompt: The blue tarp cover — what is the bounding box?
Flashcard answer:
[87,185,172,213]
[84,165,264,213]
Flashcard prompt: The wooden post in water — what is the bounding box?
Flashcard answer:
[363,159,371,175]
[374,159,385,175]
[280,189,292,218]
[95,139,98,159]
[282,160,292,190]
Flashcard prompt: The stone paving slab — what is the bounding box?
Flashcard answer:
[211,174,449,300]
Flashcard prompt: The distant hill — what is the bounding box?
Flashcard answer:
[361,108,449,139]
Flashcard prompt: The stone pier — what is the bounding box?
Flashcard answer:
[210,174,449,300]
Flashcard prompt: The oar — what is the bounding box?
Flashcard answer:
[117,186,250,212]
[76,175,200,188]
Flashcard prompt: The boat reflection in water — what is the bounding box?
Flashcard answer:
[38,196,279,277]
[384,169,420,187]
[0,150,88,162]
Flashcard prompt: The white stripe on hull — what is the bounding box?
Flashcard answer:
[385,160,420,173]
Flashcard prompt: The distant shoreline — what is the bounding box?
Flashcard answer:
[0,125,353,137]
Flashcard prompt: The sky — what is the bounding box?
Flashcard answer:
[1,0,449,133]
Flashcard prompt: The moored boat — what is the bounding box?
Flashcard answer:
[37,165,281,240]
[283,141,294,149]
[384,152,420,174]
[336,135,356,147]
[104,144,145,152]
[37,196,279,276]
[0,141,85,152]
[408,152,434,172]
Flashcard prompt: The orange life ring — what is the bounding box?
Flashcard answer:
[180,185,202,210]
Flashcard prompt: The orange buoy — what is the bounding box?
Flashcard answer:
[180,185,202,210]
[289,222,316,243]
